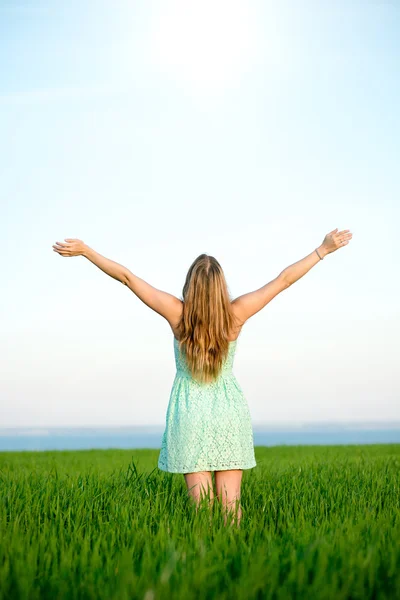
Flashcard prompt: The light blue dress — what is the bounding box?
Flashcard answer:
[158,337,257,473]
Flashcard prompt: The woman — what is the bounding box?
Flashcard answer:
[52,227,352,525]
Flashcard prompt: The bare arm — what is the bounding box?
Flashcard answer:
[281,228,352,285]
[82,245,130,284]
[52,238,182,324]
[280,245,326,286]
[232,274,290,324]
[232,228,353,324]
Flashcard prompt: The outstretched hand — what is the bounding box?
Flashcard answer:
[52,238,86,257]
[322,228,352,255]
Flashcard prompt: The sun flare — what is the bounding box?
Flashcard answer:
[149,0,264,96]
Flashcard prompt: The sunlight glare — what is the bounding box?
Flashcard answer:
[149,0,264,96]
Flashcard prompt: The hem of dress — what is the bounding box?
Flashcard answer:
[158,461,257,474]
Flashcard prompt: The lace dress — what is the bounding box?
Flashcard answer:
[158,336,257,473]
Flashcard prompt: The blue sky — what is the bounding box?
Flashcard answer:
[1,0,399,427]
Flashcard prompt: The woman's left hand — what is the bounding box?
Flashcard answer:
[52,238,86,257]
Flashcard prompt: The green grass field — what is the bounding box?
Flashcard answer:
[1,444,399,599]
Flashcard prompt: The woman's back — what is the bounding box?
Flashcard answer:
[173,336,238,379]
[158,334,256,473]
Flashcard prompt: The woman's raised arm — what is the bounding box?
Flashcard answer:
[281,228,352,286]
[52,238,182,324]
[231,228,352,325]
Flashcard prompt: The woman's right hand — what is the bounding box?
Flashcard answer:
[321,228,353,255]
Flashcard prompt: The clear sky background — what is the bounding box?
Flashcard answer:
[1,0,399,428]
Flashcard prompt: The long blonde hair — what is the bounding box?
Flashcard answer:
[175,254,241,384]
